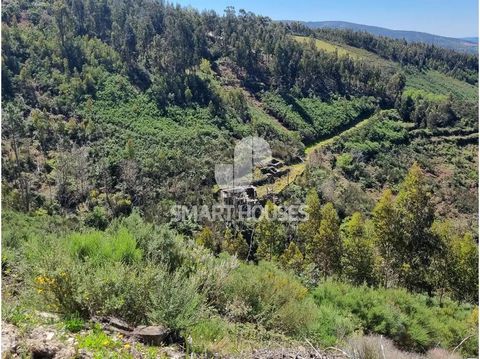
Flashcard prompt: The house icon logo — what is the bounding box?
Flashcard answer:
[215,136,272,190]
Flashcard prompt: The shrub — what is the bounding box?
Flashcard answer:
[33,254,205,330]
[187,315,295,356]
[84,206,109,230]
[147,267,205,333]
[33,259,157,323]
[63,314,85,333]
[2,301,31,327]
[113,211,185,270]
[23,219,203,329]
[188,317,231,354]
[309,303,359,347]
[310,281,478,356]
[68,228,142,265]
[220,261,317,335]
[2,210,78,249]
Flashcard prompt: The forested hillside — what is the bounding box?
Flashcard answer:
[289,20,479,54]
[2,1,478,357]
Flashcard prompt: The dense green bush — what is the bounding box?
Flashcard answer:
[9,213,208,332]
[219,261,317,335]
[310,280,478,356]
[262,92,316,141]
[68,228,142,265]
[34,258,205,330]
[297,96,375,138]
[337,110,408,156]
[113,211,186,270]
[84,206,109,230]
[147,267,205,333]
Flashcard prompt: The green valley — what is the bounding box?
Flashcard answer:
[1,1,478,358]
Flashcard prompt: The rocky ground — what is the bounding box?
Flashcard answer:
[2,321,79,358]
[1,318,184,358]
[247,348,343,359]
[1,319,343,359]
[1,315,460,359]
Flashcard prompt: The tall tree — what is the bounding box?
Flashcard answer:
[2,101,32,212]
[279,241,304,274]
[341,212,375,285]
[255,201,286,261]
[386,72,406,107]
[306,202,341,278]
[431,221,479,303]
[298,188,321,249]
[449,231,478,303]
[372,188,398,287]
[395,163,438,292]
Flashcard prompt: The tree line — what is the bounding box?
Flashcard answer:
[288,22,478,84]
[197,163,478,303]
[2,0,418,110]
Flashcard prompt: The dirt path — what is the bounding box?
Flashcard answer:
[256,117,372,198]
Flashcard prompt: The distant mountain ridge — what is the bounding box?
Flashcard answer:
[286,20,478,54]
[460,37,479,43]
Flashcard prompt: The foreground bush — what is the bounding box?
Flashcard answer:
[19,219,207,334]
[68,228,142,264]
[219,261,317,335]
[310,280,478,356]
[3,211,477,357]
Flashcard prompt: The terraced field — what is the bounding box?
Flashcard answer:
[256,115,373,197]
[404,69,478,101]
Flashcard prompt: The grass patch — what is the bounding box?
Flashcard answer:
[292,35,398,71]
[405,69,478,101]
[63,314,86,333]
[76,324,129,358]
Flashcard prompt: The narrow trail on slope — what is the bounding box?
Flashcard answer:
[256,116,372,198]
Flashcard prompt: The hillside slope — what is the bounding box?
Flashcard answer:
[2,1,478,358]
[289,20,478,54]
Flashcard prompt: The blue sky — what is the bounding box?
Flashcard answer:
[171,0,478,38]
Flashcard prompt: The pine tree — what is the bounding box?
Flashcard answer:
[306,202,341,278]
[372,188,398,287]
[279,241,304,274]
[255,201,286,261]
[222,227,249,259]
[298,188,321,249]
[341,212,375,285]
